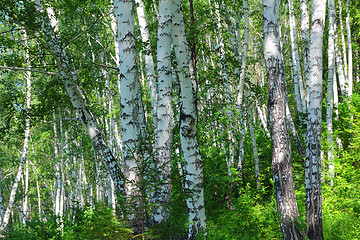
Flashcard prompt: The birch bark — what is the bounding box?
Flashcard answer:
[113,1,148,231]
[136,0,158,132]
[236,0,249,107]
[300,0,310,107]
[173,0,207,237]
[346,0,352,96]
[305,0,326,238]
[151,0,174,224]
[289,0,306,114]
[327,0,336,184]
[262,0,303,238]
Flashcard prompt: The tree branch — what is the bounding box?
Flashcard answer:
[0,65,60,76]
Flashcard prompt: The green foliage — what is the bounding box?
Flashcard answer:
[3,206,134,240]
[322,94,360,240]
[207,188,283,239]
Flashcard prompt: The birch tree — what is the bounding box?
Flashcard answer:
[327,0,336,183]
[305,0,326,238]
[151,0,174,224]
[136,0,158,132]
[300,0,310,107]
[113,0,146,229]
[289,0,306,115]
[262,0,303,238]
[173,0,207,237]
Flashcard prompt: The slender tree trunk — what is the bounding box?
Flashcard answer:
[346,0,352,96]
[334,23,348,97]
[327,0,336,184]
[136,0,158,132]
[305,0,326,238]
[236,0,249,108]
[150,0,174,225]
[173,0,207,237]
[262,0,303,239]
[235,0,250,185]
[338,2,348,83]
[300,0,310,108]
[289,0,306,114]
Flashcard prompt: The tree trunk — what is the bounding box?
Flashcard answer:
[173,0,207,237]
[289,0,306,114]
[300,0,310,108]
[149,0,174,225]
[327,0,336,185]
[262,0,303,239]
[136,0,158,132]
[305,0,326,238]
[346,0,352,96]
[113,3,145,228]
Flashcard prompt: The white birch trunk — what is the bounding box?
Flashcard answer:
[335,26,348,97]
[346,0,352,96]
[236,0,249,107]
[305,0,326,238]
[53,111,61,216]
[113,0,147,230]
[262,0,303,238]
[136,0,158,132]
[151,0,174,224]
[173,0,207,237]
[327,0,336,184]
[235,0,250,184]
[339,2,348,82]
[300,0,310,108]
[289,0,305,114]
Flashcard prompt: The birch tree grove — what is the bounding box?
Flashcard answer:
[0,0,360,238]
